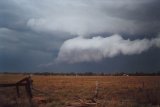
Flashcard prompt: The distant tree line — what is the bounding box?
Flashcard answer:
[1,71,160,76]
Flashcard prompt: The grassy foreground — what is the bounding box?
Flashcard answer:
[0,74,160,107]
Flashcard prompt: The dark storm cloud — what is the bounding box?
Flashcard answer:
[0,28,62,52]
[0,0,29,31]
[22,0,160,35]
[0,0,160,72]
[102,0,160,34]
[1,0,160,35]
[103,0,160,21]
[43,47,160,73]
[0,28,64,72]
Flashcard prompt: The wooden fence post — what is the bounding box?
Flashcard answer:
[0,76,34,107]
[16,85,20,97]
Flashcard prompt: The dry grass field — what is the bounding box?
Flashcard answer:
[0,74,160,107]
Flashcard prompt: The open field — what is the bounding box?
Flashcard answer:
[0,74,160,107]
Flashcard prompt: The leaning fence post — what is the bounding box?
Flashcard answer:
[16,85,20,97]
[27,76,33,98]
[25,76,33,107]
[0,76,34,107]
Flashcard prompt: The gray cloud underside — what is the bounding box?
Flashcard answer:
[26,0,160,36]
[1,0,160,36]
[0,0,160,72]
[56,34,160,63]
[0,27,63,71]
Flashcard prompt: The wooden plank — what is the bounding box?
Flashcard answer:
[16,77,30,84]
[16,85,20,97]
[0,83,27,87]
[0,76,33,107]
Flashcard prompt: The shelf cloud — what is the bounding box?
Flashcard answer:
[25,0,160,36]
[0,0,160,72]
[56,34,160,63]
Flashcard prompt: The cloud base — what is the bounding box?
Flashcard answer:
[56,34,160,63]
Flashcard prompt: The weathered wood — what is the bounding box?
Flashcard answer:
[25,79,33,98]
[0,76,33,107]
[17,77,31,84]
[16,85,20,97]
[0,83,27,87]
[0,76,33,98]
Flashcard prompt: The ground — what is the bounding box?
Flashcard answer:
[0,74,160,107]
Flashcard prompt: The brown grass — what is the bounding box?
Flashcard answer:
[0,74,160,107]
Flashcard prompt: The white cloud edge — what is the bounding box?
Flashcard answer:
[55,34,160,63]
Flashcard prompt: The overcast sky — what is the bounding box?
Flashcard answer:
[0,0,160,73]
